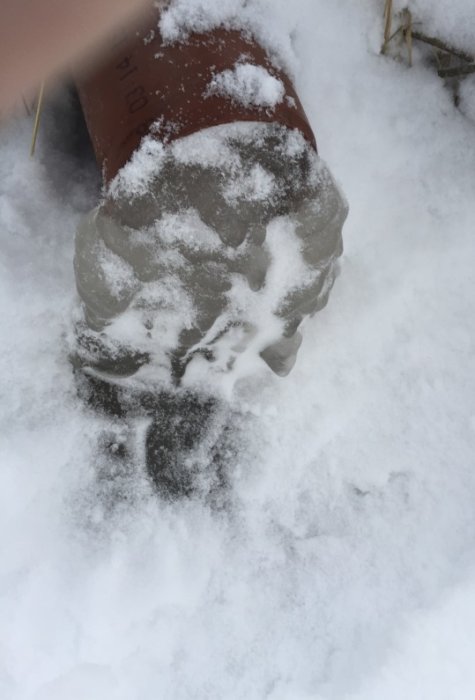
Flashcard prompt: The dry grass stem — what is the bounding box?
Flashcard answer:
[438,64,475,78]
[404,9,413,67]
[411,30,473,63]
[22,96,32,117]
[382,0,393,54]
[30,82,45,158]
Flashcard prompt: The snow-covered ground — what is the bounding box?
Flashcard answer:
[2,0,475,698]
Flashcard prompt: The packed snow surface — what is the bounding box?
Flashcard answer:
[2,0,475,698]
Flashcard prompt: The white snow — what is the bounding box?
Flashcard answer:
[222,162,276,203]
[205,63,285,109]
[109,137,166,200]
[2,0,475,698]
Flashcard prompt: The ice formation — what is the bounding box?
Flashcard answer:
[74,123,347,391]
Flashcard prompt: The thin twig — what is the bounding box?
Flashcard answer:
[382,25,403,53]
[30,82,45,157]
[405,10,413,67]
[22,96,32,117]
[438,64,475,78]
[411,30,473,63]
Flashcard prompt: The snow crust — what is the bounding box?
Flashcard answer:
[2,1,475,698]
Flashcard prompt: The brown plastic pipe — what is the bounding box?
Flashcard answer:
[76,5,317,183]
